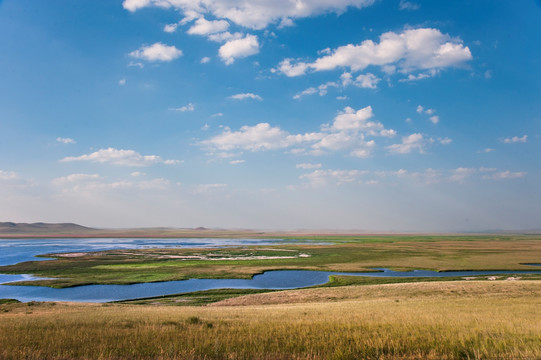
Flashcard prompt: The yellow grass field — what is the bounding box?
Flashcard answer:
[1,280,540,359]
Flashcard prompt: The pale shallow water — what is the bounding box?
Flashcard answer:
[1,238,540,302]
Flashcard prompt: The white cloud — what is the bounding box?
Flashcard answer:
[0,170,18,180]
[294,73,378,99]
[169,103,195,112]
[211,112,223,117]
[207,31,243,43]
[296,163,322,170]
[399,0,419,10]
[439,137,452,145]
[277,28,471,76]
[128,61,144,68]
[341,72,380,89]
[57,137,76,144]
[219,34,259,64]
[293,82,339,99]
[399,71,434,82]
[229,93,262,100]
[188,17,229,35]
[52,173,101,185]
[482,171,527,180]
[61,148,180,167]
[293,87,318,100]
[417,105,439,123]
[122,0,376,30]
[118,78,126,86]
[202,123,294,151]
[449,167,475,182]
[275,59,311,77]
[203,105,393,158]
[479,148,495,153]
[387,133,425,154]
[200,56,211,63]
[229,159,245,165]
[163,23,179,32]
[130,171,145,177]
[129,42,183,62]
[502,135,527,144]
[300,169,366,187]
[331,106,395,137]
[194,183,227,194]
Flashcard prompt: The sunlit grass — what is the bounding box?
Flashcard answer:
[0,281,539,359]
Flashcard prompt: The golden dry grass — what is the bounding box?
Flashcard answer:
[1,280,540,359]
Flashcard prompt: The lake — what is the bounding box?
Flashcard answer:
[1,238,540,302]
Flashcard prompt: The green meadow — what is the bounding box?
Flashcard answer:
[1,235,540,288]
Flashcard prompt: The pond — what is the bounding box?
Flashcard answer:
[1,238,540,302]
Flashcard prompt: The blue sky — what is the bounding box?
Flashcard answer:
[0,0,540,231]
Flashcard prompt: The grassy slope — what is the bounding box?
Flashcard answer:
[1,235,540,288]
[0,281,539,359]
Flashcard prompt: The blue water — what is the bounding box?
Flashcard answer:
[1,239,540,302]
[0,238,287,266]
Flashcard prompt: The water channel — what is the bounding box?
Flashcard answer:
[1,238,540,302]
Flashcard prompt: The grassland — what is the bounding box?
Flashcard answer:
[0,280,540,359]
[1,235,540,288]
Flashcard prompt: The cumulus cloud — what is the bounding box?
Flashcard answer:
[163,23,179,32]
[203,105,394,158]
[439,137,452,145]
[276,28,472,77]
[57,137,76,144]
[129,42,183,62]
[200,56,211,63]
[219,34,259,64]
[293,81,339,99]
[118,78,127,86]
[202,123,295,151]
[502,135,527,144]
[61,148,181,167]
[387,133,425,154]
[229,159,245,165]
[229,93,262,100]
[341,72,380,88]
[188,17,229,35]
[122,0,375,30]
[169,103,195,112]
[294,72,379,99]
[417,105,440,123]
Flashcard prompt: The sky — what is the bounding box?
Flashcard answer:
[0,0,540,231]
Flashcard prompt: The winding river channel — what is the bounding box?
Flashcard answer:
[1,238,540,302]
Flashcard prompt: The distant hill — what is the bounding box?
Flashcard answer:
[0,222,95,234]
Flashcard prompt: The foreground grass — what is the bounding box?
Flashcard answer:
[1,235,540,288]
[0,281,539,359]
